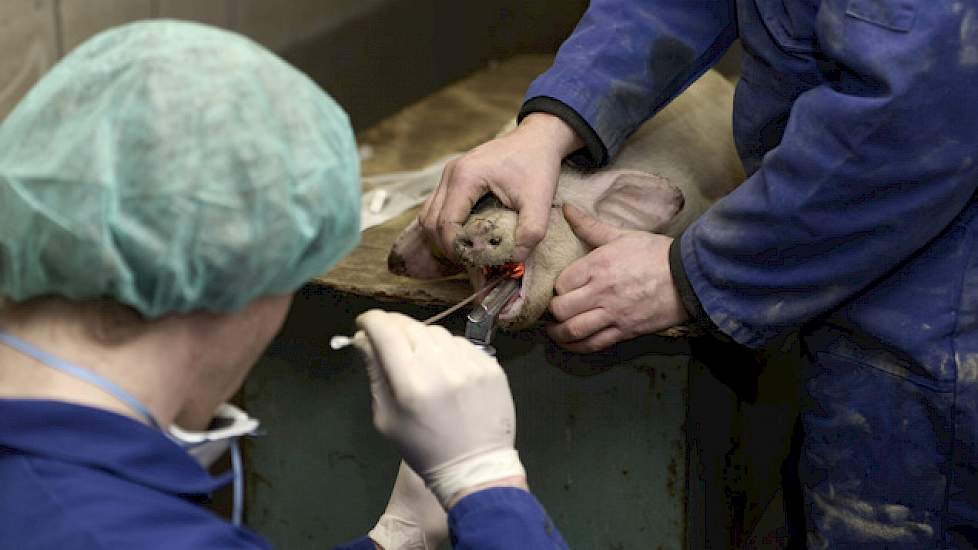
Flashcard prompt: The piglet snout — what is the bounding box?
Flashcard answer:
[454,217,509,264]
[456,218,498,249]
[455,234,502,250]
[454,232,501,252]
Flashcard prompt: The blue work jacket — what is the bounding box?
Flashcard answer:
[0,399,567,549]
[525,0,978,358]
[522,0,978,546]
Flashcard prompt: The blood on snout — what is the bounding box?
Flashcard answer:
[483,262,524,280]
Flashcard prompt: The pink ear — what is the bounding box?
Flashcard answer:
[387,219,463,278]
[592,171,684,232]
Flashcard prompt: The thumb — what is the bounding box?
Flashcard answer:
[355,311,420,398]
[563,203,624,247]
[351,330,390,399]
[350,329,394,429]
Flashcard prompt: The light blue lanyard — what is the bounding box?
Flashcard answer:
[0,330,246,526]
[0,331,159,427]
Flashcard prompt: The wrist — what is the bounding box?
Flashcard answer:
[424,448,526,508]
[446,475,530,510]
[668,234,711,330]
[368,515,423,550]
[517,112,584,159]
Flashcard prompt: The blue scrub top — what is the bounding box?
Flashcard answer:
[0,399,566,549]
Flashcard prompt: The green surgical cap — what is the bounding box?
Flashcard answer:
[0,20,361,318]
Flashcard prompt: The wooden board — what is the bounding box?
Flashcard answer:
[313,54,555,307]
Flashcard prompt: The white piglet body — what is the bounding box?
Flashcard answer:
[389,69,744,330]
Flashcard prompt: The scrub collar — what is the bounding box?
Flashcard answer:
[0,330,257,526]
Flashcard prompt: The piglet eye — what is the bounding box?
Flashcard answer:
[489,237,502,246]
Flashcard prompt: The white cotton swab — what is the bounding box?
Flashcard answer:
[328,273,509,351]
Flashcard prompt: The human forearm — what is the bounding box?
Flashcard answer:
[516,113,583,161]
[448,487,568,549]
[522,0,737,164]
[519,98,603,168]
[445,474,529,509]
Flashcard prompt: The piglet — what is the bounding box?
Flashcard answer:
[388,69,744,330]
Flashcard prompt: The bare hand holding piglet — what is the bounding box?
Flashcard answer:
[548,204,689,353]
[419,113,583,262]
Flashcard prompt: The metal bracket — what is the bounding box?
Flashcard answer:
[465,278,520,352]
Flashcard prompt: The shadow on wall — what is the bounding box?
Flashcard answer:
[0,0,588,127]
[280,0,590,130]
[0,1,742,131]
[268,2,745,130]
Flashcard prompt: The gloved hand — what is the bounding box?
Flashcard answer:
[368,462,448,550]
[355,310,526,508]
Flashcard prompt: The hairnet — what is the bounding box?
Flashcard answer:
[0,20,360,318]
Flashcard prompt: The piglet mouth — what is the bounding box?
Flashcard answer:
[477,262,526,321]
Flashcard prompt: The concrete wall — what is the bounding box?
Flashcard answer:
[1,0,364,118]
[0,0,588,128]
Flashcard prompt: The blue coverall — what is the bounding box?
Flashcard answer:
[521,1,978,547]
[0,400,567,549]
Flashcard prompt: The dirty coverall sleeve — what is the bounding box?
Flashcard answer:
[448,487,568,549]
[520,0,737,168]
[336,489,568,549]
[680,6,978,348]
[523,3,978,349]
[332,537,375,549]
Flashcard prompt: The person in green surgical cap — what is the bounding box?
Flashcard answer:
[0,20,566,550]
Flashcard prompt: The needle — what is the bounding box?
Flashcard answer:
[329,273,510,351]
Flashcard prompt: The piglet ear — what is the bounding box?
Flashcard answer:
[593,170,684,232]
[387,219,463,278]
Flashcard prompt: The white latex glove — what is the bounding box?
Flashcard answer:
[368,462,448,550]
[355,310,526,507]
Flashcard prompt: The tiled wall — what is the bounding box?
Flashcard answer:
[0,0,400,120]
